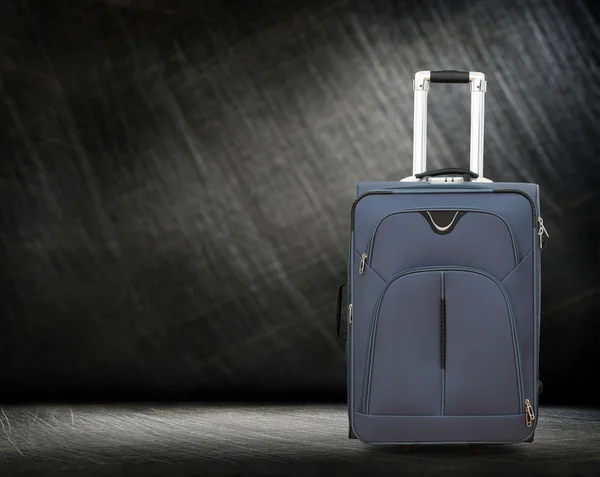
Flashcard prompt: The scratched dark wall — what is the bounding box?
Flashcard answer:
[1,0,599,404]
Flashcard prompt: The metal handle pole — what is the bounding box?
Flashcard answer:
[411,71,487,178]
[412,71,430,176]
[413,89,428,176]
[469,72,486,177]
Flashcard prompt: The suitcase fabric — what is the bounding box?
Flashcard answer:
[343,71,546,445]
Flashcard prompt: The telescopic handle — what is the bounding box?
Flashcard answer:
[412,70,487,178]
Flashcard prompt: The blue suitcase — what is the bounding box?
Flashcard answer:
[339,71,547,445]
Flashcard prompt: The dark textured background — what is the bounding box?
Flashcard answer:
[1,0,599,405]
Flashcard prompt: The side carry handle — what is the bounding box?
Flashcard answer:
[336,282,347,339]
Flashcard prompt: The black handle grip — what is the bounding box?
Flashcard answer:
[415,168,479,179]
[430,70,470,84]
[336,282,347,339]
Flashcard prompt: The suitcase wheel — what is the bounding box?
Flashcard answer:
[469,444,486,455]
[348,425,358,439]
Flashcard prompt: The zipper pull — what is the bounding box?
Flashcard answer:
[348,304,353,324]
[359,253,367,274]
[525,399,535,427]
[538,217,549,249]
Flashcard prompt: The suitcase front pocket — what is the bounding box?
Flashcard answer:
[443,269,524,416]
[362,209,518,281]
[362,270,443,416]
[362,267,524,417]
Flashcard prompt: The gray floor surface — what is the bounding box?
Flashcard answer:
[0,404,598,476]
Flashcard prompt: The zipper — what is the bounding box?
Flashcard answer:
[351,190,392,230]
[525,399,535,427]
[361,265,524,414]
[358,253,367,275]
[363,207,519,270]
[348,304,353,324]
[351,188,491,231]
[352,187,538,230]
[538,217,549,249]
[492,189,537,225]
[440,272,446,415]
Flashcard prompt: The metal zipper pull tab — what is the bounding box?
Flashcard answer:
[538,217,549,249]
[348,304,353,324]
[525,399,535,427]
[359,253,367,274]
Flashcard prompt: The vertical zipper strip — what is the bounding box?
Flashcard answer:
[440,271,446,415]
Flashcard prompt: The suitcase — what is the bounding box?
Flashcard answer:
[336,70,547,445]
